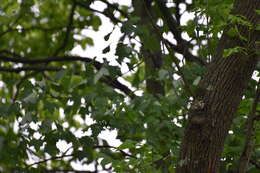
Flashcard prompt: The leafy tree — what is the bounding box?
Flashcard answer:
[0,0,259,172]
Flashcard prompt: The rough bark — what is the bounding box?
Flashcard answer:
[176,0,260,173]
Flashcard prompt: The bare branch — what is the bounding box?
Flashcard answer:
[0,55,101,67]
[0,66,61,73]
[28,154,74,168]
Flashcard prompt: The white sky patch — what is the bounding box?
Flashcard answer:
[98,129,122,147]
[71,161,96,172]
[228,130,234,134]
[0,81,4,88]
[56,140,73,153]
[109,0,132,6]
[252,71,259,81]
[90,1,107,11]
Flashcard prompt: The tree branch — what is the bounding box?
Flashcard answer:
[165,39,207,66]
[53,2,77,56]
[238,80,260,173]
[0,54,136,98]
[0,66,61,73]
[94,145,137,159]
[28,154,74,168]
[98,0,129,18]
[28,145,136,168]
[154,0,183,44]
[101,77,135,99]
[155,0,206,66]
[0,55,101,67]
[75,0,123,24]
[174,0,182,26]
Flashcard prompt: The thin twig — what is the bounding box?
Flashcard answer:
[0,55,100,67]
[28,154,74,167]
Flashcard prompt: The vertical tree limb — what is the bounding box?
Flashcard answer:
[237,76,260,173]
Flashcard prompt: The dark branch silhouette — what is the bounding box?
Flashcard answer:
[0,66,61,73]
[0,54,135,98]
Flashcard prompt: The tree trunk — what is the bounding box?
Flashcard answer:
[132,0,165,97]
[133,1,173,171]
[176,0,260,172]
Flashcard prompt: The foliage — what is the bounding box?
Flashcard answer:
[0,0,259,172]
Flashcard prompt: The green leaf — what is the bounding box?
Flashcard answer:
[78,37,94,49]
[223,46,246,58]
[102,45,110,54]
[256,24,260,31]
[104,31,112,41]
[193,76,201,86]
[92,15,102,31]
[21,113,32,125]
[118,140,136,150]
[101,156,112,167]
[41,118,53,132]
[23,92,38,104]
[121,21,136,34]
[227,27,238,37]
[79,136,94,147]
[158,69,168,80]
[94,67,109,84]
[55,70,67,80]
[255,10,260,15]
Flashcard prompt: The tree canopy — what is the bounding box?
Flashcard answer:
[0,0,260,172]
